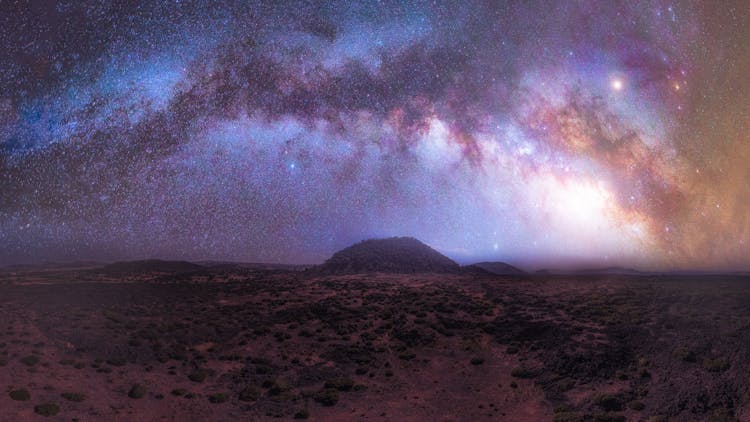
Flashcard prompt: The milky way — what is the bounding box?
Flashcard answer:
[1,1,749,269]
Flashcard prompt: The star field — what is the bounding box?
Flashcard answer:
[1,1,749,269]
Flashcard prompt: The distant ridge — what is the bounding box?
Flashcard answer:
[100,260,204,275]
[316,237,460,274]
[535,266,646,276]
[465,261,525,276]
[0,261,103,272]
[196,261,311,272]
[575,266,644,275]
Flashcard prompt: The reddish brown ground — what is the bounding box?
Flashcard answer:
[0,267,749,421]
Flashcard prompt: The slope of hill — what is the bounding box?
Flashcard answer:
[465,261,525,276]
[316,237,460,274]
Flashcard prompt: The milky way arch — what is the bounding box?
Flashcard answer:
[1,1,749,269]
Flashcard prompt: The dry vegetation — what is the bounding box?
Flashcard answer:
[0,265,749,421]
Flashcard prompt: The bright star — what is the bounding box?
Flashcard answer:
[610,78,624,92]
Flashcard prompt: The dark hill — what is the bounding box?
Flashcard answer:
[465,261,525,276]
[100,260,204,275]
[317,237,460,274]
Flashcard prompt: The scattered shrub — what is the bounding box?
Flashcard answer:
[592,414,626,422]
[510,367,535,378]
[128,384,147,399]
[188,370,208,382]
[313,388,339,406]
[703,358,730,372]
[556,378,575,392]
[106,357,127,366]
[470,357,484,365]
[293,409,310,419]
[208,393,228,403]
[239,386,261,402]
[672,348,696,363]
[9,389,30,401]
[707,408,736,422]
[628,401,645,411]
[20,355,39,366]
[61,392,86,402]
[398,351,416,360]
[324,378,354,391]
[268,380,291,396]
[34,403,60,417]
[554,412,584,422]
[593,394,623,412]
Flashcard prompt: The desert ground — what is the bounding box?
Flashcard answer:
[1,264,749,421]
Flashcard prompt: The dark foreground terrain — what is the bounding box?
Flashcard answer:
[1,265,750,421]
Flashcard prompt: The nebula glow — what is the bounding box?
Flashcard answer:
[1,1,749,270]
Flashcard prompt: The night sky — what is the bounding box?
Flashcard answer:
[1,1,749,269]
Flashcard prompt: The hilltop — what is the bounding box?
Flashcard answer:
[316,237,460,274]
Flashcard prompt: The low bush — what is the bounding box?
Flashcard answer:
[672,348,696,363]
[188,369,209,382]
[238,386,261,402]
[703,358,730,372]
[34,403,60,417]
[510,367,535,378]
[20,355,39,366]
[208,393,229,403]
[313,388,339,406]
[61,392,86,402]
[128,384,147,399]
[9,389,30,401]
[593,394,623,412]
[324,378,354,391]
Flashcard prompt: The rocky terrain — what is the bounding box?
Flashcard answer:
[0,243,749,421]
